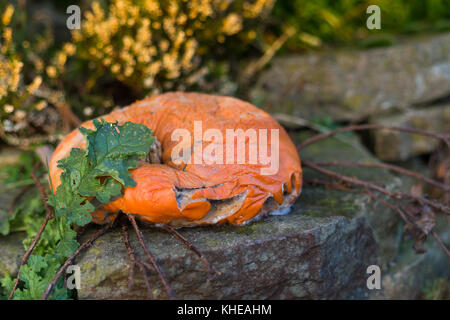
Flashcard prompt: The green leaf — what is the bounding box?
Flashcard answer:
[18,255,49,299]
[53,229,79,259]
[48,188,94,227]
[80,119,155,162]
[49,119,154,226]
[0,274,14,294]
[96,178,123,204]
[56,148,89,191]
[50,119,154,214]
[8,119,154,300]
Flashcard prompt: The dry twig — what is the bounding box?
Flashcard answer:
[301,161,450,258]
[298,124,450,151]
[313,161,450,192]
[161,224,217,278]
[366,190,449,258]
[302,160,450,216]
[127,214,176,299]
[121,221,154,299]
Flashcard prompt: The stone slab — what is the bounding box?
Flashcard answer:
[250,33,450,122]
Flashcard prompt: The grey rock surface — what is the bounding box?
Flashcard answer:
[372,233,450,300]
[72,134,447,300]
[350,212,450,300]
[250,33,450,122]
[0,232,25,279]
[1,136,447,299]
[76,201,378,299]
[371,103,450,161]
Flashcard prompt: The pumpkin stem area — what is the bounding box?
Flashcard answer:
[145,137,162,164]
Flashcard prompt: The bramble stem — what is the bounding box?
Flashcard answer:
[302,160,450,216]
[121,221,154,299]
[312,161,450,193]
[127,214,176,299]
[161,224,218,279]
[298,124,450,151]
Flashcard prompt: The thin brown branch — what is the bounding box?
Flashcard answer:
[303,164,450,258]
[32,164,55,220]
[366,190,450,259]
[304,178,358,192]
[41,224,111,300]
[431,231,450,258]
[365,189,411,226]
[309,178,450,258]
[302,160,450,216]
[313,161,450,193]
[161,224,217,278]
[127,214,176,299]
[298,123,450,258]
[298,124,450,151]
[9,163,54,300]
[121,221,154,299]
[128,261,137,291]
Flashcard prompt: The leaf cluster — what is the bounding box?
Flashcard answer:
[2,119,154,299]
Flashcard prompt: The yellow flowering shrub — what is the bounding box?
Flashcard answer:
[72,0,274,93]
[0,4,65,146]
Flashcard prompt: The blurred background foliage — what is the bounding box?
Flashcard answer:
[0,0,449,301]
[0,0,449,148]
[72,0,274,94]
[273,0,450,50]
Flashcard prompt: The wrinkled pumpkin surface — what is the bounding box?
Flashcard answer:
[50,92,302,226]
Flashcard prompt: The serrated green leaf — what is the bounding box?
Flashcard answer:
[48,188,94,227]
[57,148,89,191]
[80,119,155,162]
[53,230,79,258]
[51,119,154,210]
[95,178,123,204]
[9,120,154,300]
[25,255,48,273]
[1,274,14,293]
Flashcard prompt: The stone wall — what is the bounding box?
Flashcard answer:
[1,34,449,299]
[251,33,450,161]
[2,134,447,299]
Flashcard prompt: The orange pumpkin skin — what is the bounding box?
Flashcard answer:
[49,92,302,226]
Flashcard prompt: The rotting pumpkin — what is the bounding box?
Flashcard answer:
[49,92,302,227]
